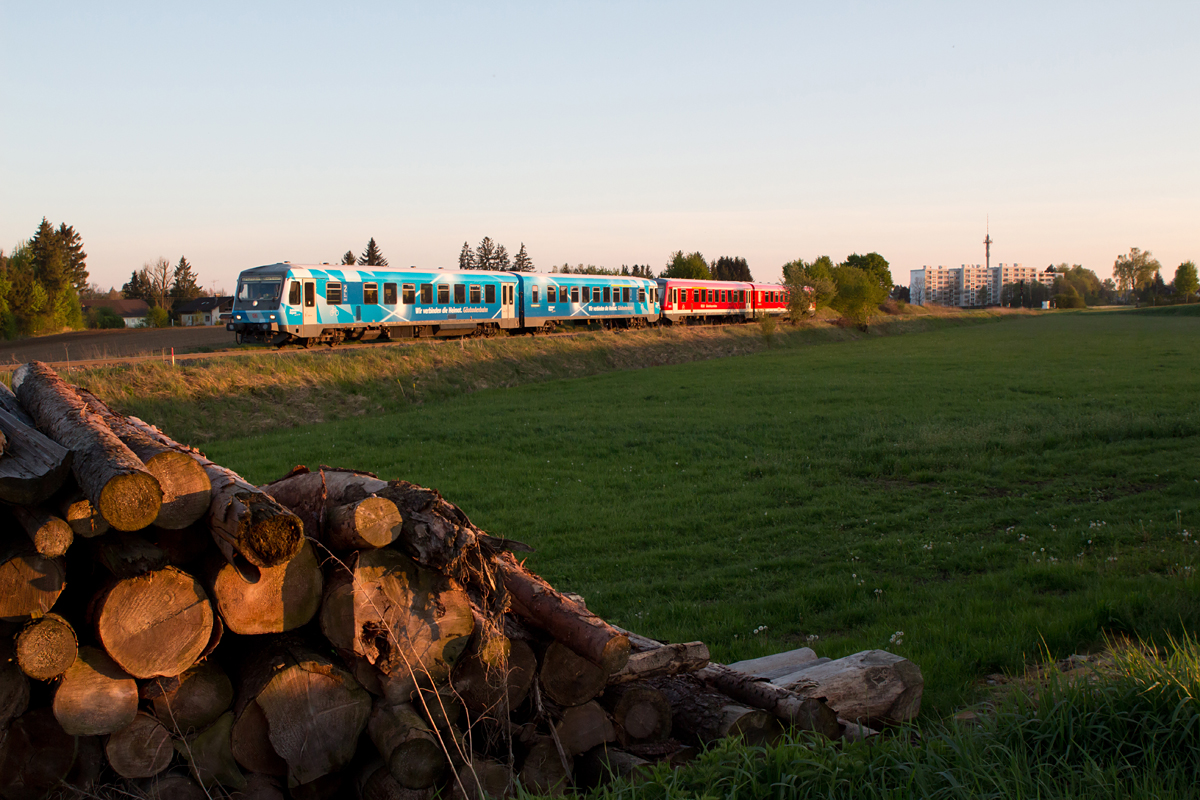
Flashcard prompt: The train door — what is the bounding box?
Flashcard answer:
[302,280,317,326]
[501,283,515,320]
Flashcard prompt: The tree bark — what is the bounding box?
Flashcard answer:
[554,700,615,756]
[0,382,34,426]
[326,496,403,550]
[319,548,475,686]
[601,683,672,745]
[498,555,629,676]
[14,611,77,680]
[0,540,65,623]
[75,387,213,529]
[0,406,72,507]
[52,645,139,736]
[145,659,234,735]
[649,674,783,747]
[58,488,109,538]
[519,736,572,796]
[105,711,173,779]
[778,649,924,726]
[236,635,372,787]
[695,663,841,739]
[206,540,323,635]
[92,566,214,679]
[368,699,447,790]
[0,707,78,800]
[608,641,710,684]
[539,640,609,708]
[114,412,304,569]
[450,633,537,715]
[12,361,162,531]
[93,530,168,578]
[176,710,247,791]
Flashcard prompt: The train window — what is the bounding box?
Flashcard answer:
[582,286,590,303]
[454,284,465,304]
[638,288,646,302]
[304,282,315,307]
[571,287,579,302]
[622,287,631,303]
[532,286,539,305]
[393,284,406,304]
[603,287,611,302]
[548,286,557,303]
[692,289,699,303]
[438,284,450,304]
[288,281,301,305]
[420,284,432,304]
[364,283,378,305]
[470,285,481,303]
[485,284,496,303]
[326,282,343,305]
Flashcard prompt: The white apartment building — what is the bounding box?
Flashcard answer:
[910,264,1054,307]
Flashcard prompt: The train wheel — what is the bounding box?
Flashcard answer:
[301,338,314,349]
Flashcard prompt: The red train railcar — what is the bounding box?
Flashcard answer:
[655,278,793,324]
[748,282,793,317]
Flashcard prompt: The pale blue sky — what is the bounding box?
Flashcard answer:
[2,2,1197,292]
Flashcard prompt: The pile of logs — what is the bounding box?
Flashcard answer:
[0,361,923,800]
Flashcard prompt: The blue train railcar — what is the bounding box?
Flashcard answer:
[229,263,521,346]
[514,274,660,332]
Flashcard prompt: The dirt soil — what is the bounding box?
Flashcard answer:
[0,326,237,370]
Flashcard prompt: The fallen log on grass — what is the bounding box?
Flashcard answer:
[649,673,784,748]
[696,662,841,739]
[12,361,162,531]
[776,648,924,726]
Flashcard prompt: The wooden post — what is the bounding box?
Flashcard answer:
[12,361,162,531]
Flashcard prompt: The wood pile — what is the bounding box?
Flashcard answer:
[0,361,924,799]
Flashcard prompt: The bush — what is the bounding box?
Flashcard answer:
[87,307,126,329]
[144,307,170,328]
[1055,293,1086,309]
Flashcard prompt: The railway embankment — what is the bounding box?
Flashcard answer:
[4,307,1021,445]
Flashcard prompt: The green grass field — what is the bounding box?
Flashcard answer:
[197,306,1200,719]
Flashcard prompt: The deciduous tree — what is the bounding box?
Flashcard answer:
[841,253,893,294]
[1113,247,1160,297]
[1173,261,1198,300]
[145,257,174,309]
[782,257,836,311]
[358,238,388,267]
[829,265,887,329]
[663,251,711,280]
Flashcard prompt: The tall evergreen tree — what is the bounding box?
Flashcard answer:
[171,256,202,301]
[511,243,533,272]
[122,269,152,303]
[475,237,497,271]
[712,256,752,282]
[56,223,88,294]
[494,244,511,271]
[341,250,357,265]
[459,241,475,270]
[358,238,388,267]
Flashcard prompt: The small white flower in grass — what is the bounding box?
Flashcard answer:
[889,631,904,645]
[806,634,819,643]
[874,588,883,599]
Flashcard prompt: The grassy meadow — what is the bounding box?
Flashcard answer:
[140,305,1200,720]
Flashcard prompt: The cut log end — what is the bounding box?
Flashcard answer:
[145,450,212,530]
[240,493,305,566]
[15,612,78,681]
[99,471,163,532]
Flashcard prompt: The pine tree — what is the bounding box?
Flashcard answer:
[341,250,356,265]
[358,238,388,267]
[495,244,511,271]
[171,256,202,301]
[56,223,88,294]
[459,241,475,270]
[512,243,533,273]
[476,237,497,271]
[122,269,152,302]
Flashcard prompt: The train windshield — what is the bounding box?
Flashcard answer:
[234,278,283,309]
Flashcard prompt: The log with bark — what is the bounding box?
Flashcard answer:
[368,699,448,789]
[263,467,407,553]
[696,662,841,739]
[0,540,65,623]
[12,361,162,531]
[0,707,78,800]
[777,649,924,726]
[649,673,783,748]
[553,700,615,756]
[538,640,610,708]
[76,387,212,529]
[608,641,710,684]
[14,611,77,681]
[727,647,819,681]
[0,406,71,507]
[7,503,73,558]
[91,565,214,679]
[0,382,33,426]
[319,547,475,689]
[601,683,672,746]
[111,412,304,570]
[93,530,168,578]
[235,636,372,786]
[57,488,109,538]
[206,540,323,635]
[105,710,173,779]
[52,645,139,736]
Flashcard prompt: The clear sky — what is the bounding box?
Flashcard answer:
[2,2,1197,293]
